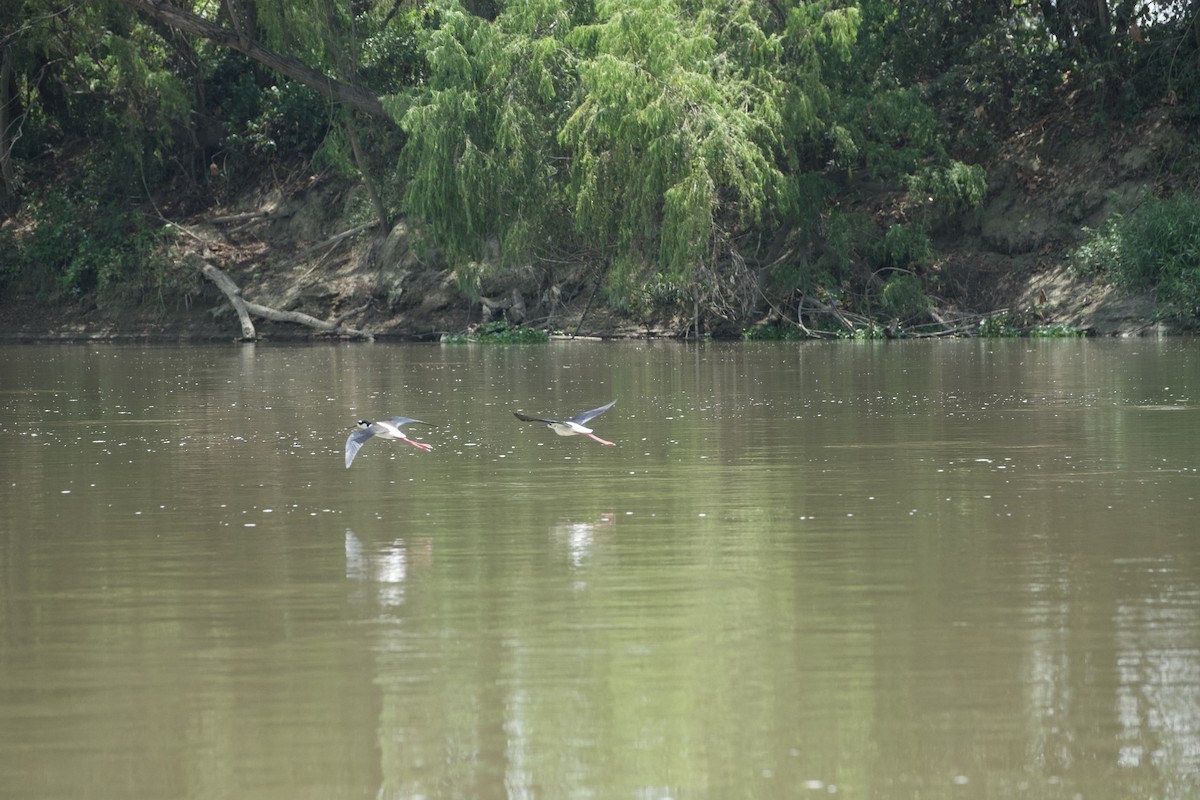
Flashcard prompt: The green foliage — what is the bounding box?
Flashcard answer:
[9,190,175,307]
[879,272,928,320]
[837,84,939,179]
[398,0,858,321]
[1125,11,1200,121]
[978,312,1021,338]
[1071,215,1124,278]
[1113,193,1200,315]
[17,192,87,297]
[874,223,931,271]
[904,161,988,219]
[780,2,860,151]
[398,5,571,267]
[849,321,885,339]
[355,4,434,91]
[222,79,332,159]
[853,2,1062,143]
[976,311,1086,339]
[561,0,790,282]
[819,210,872,279]
[1029,323,1087,338]
[1071,193,1200,316]
[232,81,333,158]
[204,50,267,140]
[4,0,431,225]
[442,321,550,343]
[11,4,194,196]
[3,0,1190,331]
[931,19,1062,141]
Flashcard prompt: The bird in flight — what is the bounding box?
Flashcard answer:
[345,417,433,468]
[513,400,617,446]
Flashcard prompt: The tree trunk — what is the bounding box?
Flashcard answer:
[1194,0,1200,50]
[112,0,391,121]
[346,113,389,229]
[0,46,15,210]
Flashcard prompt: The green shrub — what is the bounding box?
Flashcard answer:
[839,86,939,179]
[875,223,932,270]
[1071,193,1200,316]
[443,321,549,343]
[1029,323,1087,337]
[849,322,885,339]
[820,210,873,278]
[879,272,929,319]
[905,161,988,218]
[1071,215,1124,277]
[1117,194,1200,314]
[220,79,331,160]
[11,191,173,306]
[18,192,87,297]
[979,312,1020,337]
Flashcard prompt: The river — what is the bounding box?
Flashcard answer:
[1,339,1198,799]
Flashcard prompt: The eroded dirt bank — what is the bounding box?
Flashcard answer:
[1,104,1191,343]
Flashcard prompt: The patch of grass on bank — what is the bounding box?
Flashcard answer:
[442,321,550,344]
[979,311,1088,338]
[1072,192,1200,318]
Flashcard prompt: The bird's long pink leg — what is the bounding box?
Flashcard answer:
[585,433,616,446]
[405,438,434,452]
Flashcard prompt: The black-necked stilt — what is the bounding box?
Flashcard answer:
[513,400,617,446]
[345,417,433,468]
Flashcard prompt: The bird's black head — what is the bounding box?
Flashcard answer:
[357,419,372,428]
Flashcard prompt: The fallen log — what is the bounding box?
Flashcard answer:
[207,210,270,225]
[241,299,372,339]
[480,289,526,324]
[195,255,373,340]
[798,293,860,334]
[192,255,256,340]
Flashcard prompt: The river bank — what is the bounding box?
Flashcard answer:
[0,101,1192,343]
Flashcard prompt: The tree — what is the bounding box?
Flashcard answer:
[111,0,391,119]
[559,1,789,306]
[398,0,860,327]
[396,1,581,296]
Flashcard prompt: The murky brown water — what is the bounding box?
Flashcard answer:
[1,339,1198,799]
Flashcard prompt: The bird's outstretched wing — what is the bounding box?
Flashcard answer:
[514,411,559,425]
[383,416,430,428]
[568,400,616,426]
[345,427,376,469]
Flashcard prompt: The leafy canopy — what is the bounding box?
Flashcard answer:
[397,0,861,305]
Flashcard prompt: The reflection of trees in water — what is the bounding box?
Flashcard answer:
[552,512,615,570]
[1021,554,1200,797]
[345,529,432,607]
[1112,581,1200,786]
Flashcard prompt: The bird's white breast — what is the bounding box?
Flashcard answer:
[376,421,405,439]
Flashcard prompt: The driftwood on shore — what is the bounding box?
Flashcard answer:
[480,289,526,323]
[745,290,999,339]
[192,253,372,341]
[195,257,257,339]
